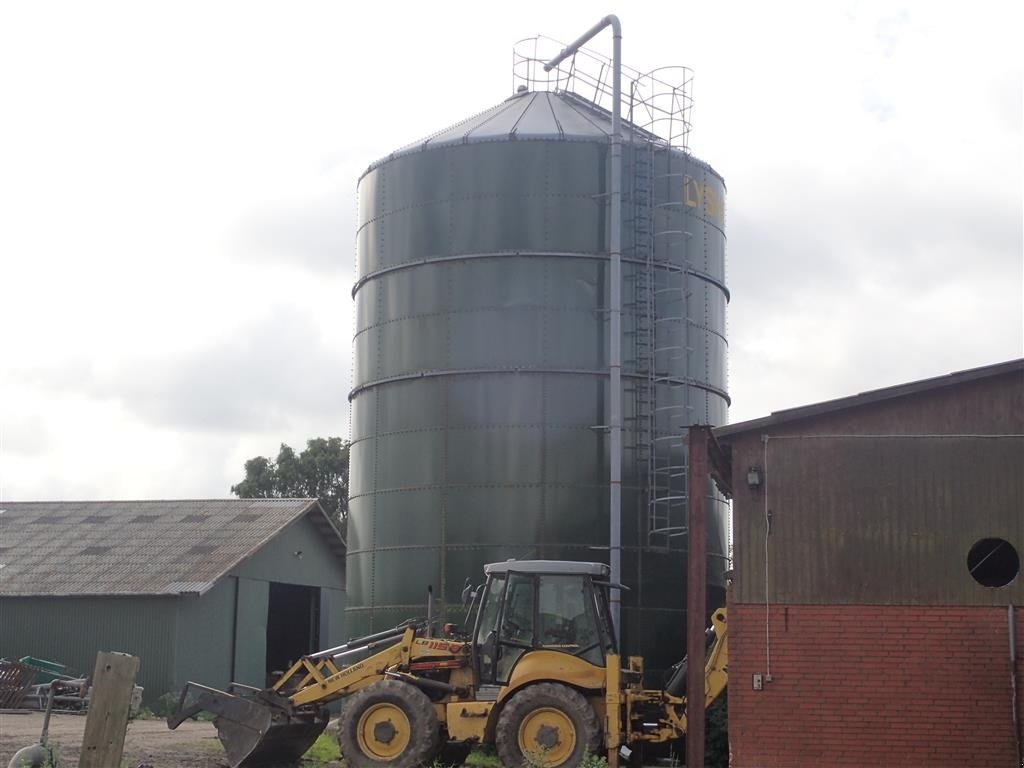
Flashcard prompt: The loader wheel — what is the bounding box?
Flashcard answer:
[338,679,440,767]
[434,741,473,766]
[496,683,600,768]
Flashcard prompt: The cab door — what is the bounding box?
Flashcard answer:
[474,572,536,685]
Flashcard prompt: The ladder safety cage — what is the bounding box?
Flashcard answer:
[512,37,697,549]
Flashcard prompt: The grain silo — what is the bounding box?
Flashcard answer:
[347,37,729,674]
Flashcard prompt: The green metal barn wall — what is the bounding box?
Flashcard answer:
[349,130,729,671]
[176,515,348,692]
[0,596,178,701]
[174,578,235,691]
[232,516,346,589]
[231,516,348,687]
[232,577,268,689]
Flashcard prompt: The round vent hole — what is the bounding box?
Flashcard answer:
[966,538,1019,588]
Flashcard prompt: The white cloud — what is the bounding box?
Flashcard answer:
[1,0,1020,498]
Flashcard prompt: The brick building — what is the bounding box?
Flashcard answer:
[715,360,1023,767]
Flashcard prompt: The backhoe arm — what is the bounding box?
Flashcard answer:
[702,607,728,709]
[621,607,728,745]
[667,606,727,731]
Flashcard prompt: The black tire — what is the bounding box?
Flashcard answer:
[495,682,601,768]
[434,740,473,766]
[338,679,440,768]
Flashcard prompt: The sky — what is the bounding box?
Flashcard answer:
[1,1,1020,501]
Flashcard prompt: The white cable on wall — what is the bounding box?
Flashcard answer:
[763,435,771,680]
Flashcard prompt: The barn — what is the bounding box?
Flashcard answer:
[0,498,347,704]
[716,359,1023,767]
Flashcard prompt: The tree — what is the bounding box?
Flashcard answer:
[232,437,349,526]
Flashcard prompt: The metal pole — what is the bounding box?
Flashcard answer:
[686,426,709,768]
[546,14,623,644]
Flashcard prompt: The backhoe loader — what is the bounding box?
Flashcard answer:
[168,560,727,768]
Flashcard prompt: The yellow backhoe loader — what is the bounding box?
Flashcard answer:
[167,560,727,768]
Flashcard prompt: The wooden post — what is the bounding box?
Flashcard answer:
[79,651,140,768]
[686,426,709,768]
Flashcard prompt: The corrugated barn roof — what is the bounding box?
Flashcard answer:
[716,358,1024,438]
[0,498,343,597]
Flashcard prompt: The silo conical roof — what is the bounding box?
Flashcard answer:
[367,89,725,185]
[367,90,664,174]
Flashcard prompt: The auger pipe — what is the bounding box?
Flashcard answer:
[545,14,623,644]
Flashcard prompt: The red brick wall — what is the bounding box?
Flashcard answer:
[728,601,1024,767]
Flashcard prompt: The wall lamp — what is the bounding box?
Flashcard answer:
[746,467,763,489]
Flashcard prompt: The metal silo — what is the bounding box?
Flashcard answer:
[347,38,729,674]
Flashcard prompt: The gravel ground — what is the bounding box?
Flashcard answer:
[0,711,227,768]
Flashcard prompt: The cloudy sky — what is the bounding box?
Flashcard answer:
[1,1,1020,501]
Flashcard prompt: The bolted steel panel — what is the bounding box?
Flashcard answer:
[347,92,729,672]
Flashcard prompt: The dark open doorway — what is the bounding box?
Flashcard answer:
[266,582,321,684]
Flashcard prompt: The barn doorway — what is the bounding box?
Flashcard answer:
[266,582,321,684]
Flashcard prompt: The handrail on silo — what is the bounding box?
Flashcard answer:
[544,16,624,646]
[514,34,692,150]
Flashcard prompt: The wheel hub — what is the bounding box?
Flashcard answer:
[373,720,397,744]
[536,724,560,749]
[356,702,411,760]
[518,707,576,766]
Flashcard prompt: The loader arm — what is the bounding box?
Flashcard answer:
[168,624,432,768]
[169,621,473,768]
[273,627,471,708]
[273,626,414,706]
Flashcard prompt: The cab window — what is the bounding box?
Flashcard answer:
[537,574,605,666]
[474,574,506,680]
[495,573,535,681]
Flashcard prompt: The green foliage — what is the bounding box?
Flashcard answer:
[705,691,729,768]
[9,743,59,768]
[301,731,341,764]
[465,748,502,767]
[521,751,607,768]
[232,437,350,525]
[149,690,181,718]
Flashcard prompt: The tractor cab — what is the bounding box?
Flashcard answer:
[471,560,618,686]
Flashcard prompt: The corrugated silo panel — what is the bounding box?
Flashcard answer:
[348,93,729,674]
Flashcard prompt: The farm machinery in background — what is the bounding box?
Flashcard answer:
[168,560,727,768]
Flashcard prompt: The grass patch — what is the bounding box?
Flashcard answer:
[301,731,341,765]
[293,735,604,767]
[199,739,226,754]
[465,748,502,767]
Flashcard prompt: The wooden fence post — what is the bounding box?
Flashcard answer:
[79,651,140,768]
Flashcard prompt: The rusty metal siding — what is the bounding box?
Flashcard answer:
[0,596,178,700]
[730,434,1024,605]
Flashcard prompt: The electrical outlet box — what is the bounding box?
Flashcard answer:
[752,673,763,691]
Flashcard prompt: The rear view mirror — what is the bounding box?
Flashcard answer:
[460,578,474,607]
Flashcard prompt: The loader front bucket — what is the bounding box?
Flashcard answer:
[168,682,328,768]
